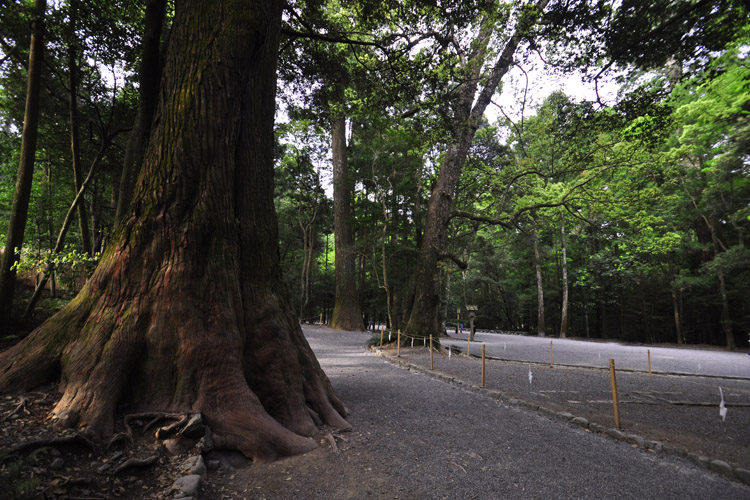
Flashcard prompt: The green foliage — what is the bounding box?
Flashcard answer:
[1,0,747,345]
[11,245,100,294]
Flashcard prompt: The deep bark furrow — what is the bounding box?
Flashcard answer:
[0,0,348,461]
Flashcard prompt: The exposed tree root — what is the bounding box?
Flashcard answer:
[122,411,191,436]
[323,432,339,454]
[106,432,132,449]
[113,453,159,474]
[2,395,29,422]
[2,431,94,458]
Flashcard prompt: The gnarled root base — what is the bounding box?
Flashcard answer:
[0,285,350,462]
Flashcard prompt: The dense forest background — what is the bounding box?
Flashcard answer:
[1,0,749,349]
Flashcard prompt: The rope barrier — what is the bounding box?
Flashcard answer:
[377,334,749,426]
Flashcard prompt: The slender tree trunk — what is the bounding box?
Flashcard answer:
[559,218,568,338]
[298,175,318,320]
[0,0,349,461]
[704,215,737,350]
[717,270,736,350]
[330,114,364,331]
[114,0,166,224]
[404,0,550,337]
[371,172,394,331]
[600,289,608,339]
[0,0,47,331]
[671,289,682,344]
[91,177,104,254]
[381,208,393,333]
[67,0,92,256]
[22,138,115,321]
[583,295,591,338]
[414,159,423,249]
[534,229,546,337]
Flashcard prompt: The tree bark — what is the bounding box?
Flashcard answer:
[404,0,550,338]
[297,164,318,321]
[114,0,166,225]
[0,0,47,331]
[330,114,364,331]
[0,0,349,461]
[559,218,568,338]
[717,270,736,350]
[669,259,683,345]
[67,0,92,256]
[533,228,546,337]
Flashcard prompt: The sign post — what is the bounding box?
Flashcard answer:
[466,305,478,341]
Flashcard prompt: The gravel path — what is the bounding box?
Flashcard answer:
[443,331,750,378]
[203,326,750,499]
[393,337,750,472]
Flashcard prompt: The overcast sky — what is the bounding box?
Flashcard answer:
[489,54,622,125]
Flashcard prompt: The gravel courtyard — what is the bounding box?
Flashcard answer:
[202,326,750,500]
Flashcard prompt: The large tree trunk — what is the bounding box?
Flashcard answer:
[0,0,349,461]
[0,0,47,332]
[403,0,549,338]
[114,0,166,224]
[330,114,364,331]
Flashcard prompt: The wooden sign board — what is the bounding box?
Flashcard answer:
[466,305,478,311]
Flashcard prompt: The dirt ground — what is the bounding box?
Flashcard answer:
[0,389,214,499]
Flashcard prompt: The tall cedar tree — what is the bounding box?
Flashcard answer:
[0,0,47,332]
[0,0,350,461]
[330,113,364,330]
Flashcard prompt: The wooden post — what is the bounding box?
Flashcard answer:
[397,329,401,357]
[550,340,553,368]
[429,335,434,370]
[380,326,384,347]
[609,359,621,430]
[467,337,470,357]
[648,349,652,376]
[456,308,460,340]
[319,313,323,325]
[481,344,486,388]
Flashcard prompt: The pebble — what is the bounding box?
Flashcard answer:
[182,455,207,480]
[734,468,750,484]
[708,459,733,477]
[571,417,588,427]
[625,434,645,448]
[605,428,625,440]
[174,474,202,497]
